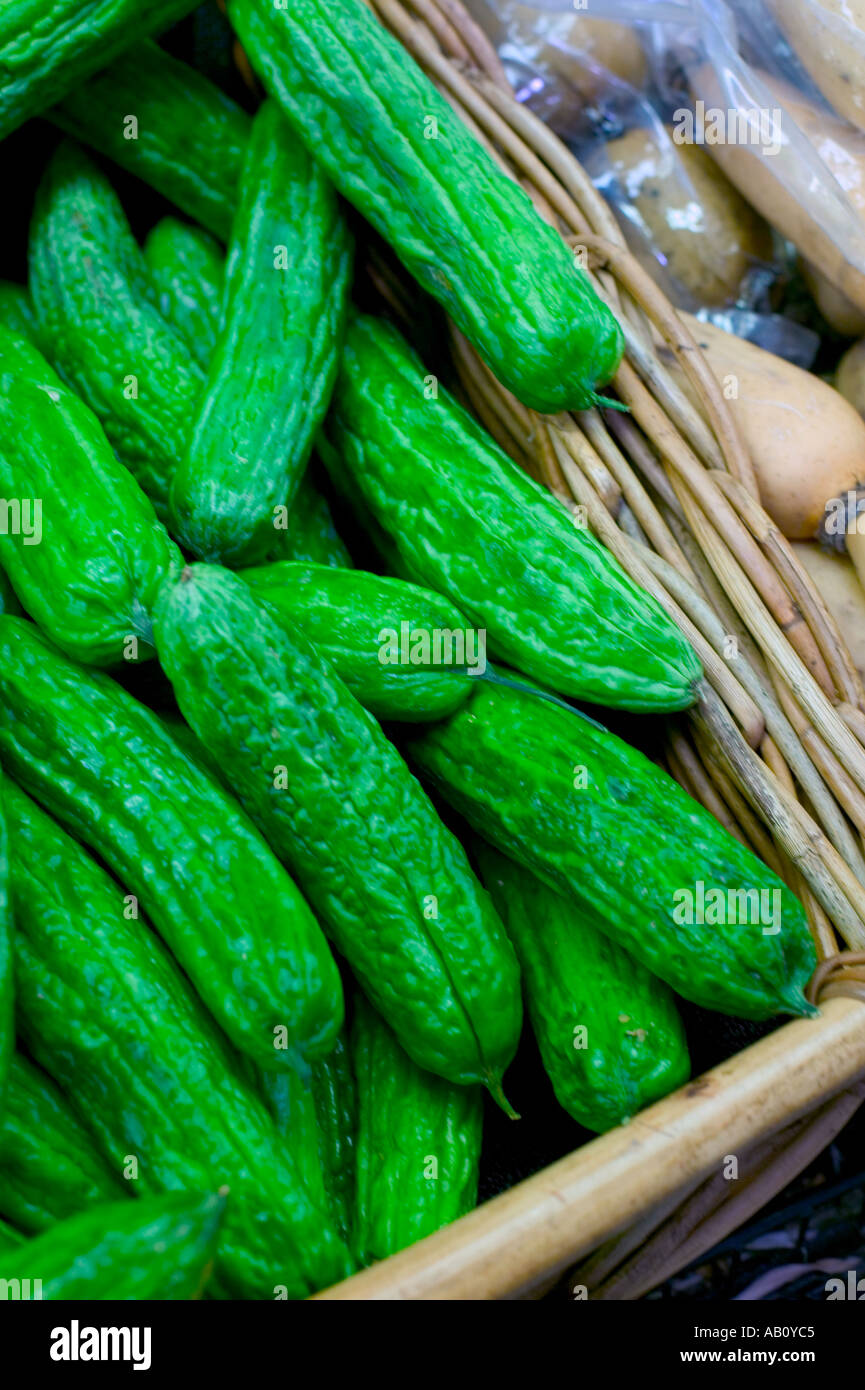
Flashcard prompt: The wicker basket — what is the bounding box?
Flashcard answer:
[311,0,865,1298]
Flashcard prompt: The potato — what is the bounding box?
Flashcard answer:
[665,314,865,539]
[769,0,865,135]
[691,65,865,314]
[792,542,865,683]
[603,127,772,305]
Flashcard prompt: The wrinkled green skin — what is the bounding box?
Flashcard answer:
[240,562,474,722]
[2,1191,225,1301]
[144,219,224,370]
[6,781,355,1299]
[0,1054,126,1235]
[228,0,623,413]
[407,681,818,1020]
[51,39,249,242]
[353,996,482,1265]
[0,571,21,618]
[474,843,690,1132]
[0,1218,23,1250]
[29,140,204,520]
[0,330,182,666]
[261,1032,356,1247]
[0,771,9,1121]
[0,281,41,346]
[170,101,353,566]
[267,469,353,569]
[154,565,522,1101]
[322,314,703,712]
[140,215,351,569]
[0,1,199,140]
[0,618,343,1070]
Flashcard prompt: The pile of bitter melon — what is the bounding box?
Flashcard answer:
[0,0,818,1299]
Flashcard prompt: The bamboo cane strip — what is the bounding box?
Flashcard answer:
[583,1087,865,1300]
[761,735,843,956]
[573,410,694,575]
[604,409,687,520]
[840,703,865,745]
[314,998,865,1300]
[582,238,756,492]
[690,724,791,880]
[620,373,835,693]
[714,472,865,708]
[402,0,474,63]
[670,472,865,801]
[546,432,765,744]
[667,730,750,849]
[771,673,865,841]
[429,0,510,82]
[695,691,865,946]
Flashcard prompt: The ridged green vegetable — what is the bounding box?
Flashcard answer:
[0,770,9,1119]
[7,780,354,1298]
[353,996,482,1265]
[0,330,182,666]
[0,617,343,1070]
[474,842,690,1132]
[239,562,474,721]
[267,469,352,569]
[144,218,224,370]
[0,1,200,141]
[228,0,623,413]
[322,313,702,712]
[0,1054,126,1235]
[51,39,249,241]
[0,572,21,619]
[407,680,818,1020]
[0,1191,225,1302]
[0,1218,23,1251]
[261,1032,356,1246]
[170,100,353,565]
[140,215,351,568]
[0,282,41,346]
[154,564,522,1102]
[29,140,204,519]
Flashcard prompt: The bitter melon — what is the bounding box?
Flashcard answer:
[7,778,354,1299]
[169,100,353,565]
[228,0,624,412]
[474,842,691,1132]
[407,679,817,1020]
[0,1191,225,1301]
[29,140,204,519]
[0,1,200,141]
[0,329,182,666]
[353,995,482,1265]
[238,562,474,721]
[321,313,702,712]
[143,218,224,370]
[0,1054,126,1235]
[154,563,523,1102]
[51,39,249,241]
[0,617,343,1071]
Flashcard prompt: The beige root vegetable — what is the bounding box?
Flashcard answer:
[769,0,865,136]
[602,127,772,306]
[663,314,865,540]
[691,66,865,315]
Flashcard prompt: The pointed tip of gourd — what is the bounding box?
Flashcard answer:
[784,989,820,1020]
[487,1075,520,1120]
